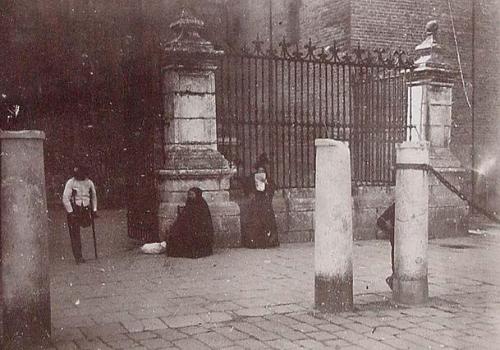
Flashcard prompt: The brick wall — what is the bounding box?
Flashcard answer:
[472,0,500,209]
[349,0,474,169]
[231,182,466,246]
[299,0,351,48]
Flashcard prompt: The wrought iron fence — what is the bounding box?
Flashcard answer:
[216,37,414,188]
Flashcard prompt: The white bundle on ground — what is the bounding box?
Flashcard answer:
[140,241,167,254]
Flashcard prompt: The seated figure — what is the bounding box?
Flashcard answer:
[166,187,214,259]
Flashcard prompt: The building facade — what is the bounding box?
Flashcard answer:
[2,0,499,242]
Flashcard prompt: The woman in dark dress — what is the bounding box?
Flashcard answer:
[167,187,214,258]
[243,154,279,248]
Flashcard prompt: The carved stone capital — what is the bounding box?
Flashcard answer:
[412,21,456,83]
[162,7,223,71]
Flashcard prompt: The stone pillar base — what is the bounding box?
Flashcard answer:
[158,148,241,248]
[393,276,429,305]
[159,199,240,248]
[315,275,353,313]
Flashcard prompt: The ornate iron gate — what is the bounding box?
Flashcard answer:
[216,38,414,188]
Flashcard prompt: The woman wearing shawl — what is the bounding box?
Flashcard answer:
[243,153,279,248]
[167,187,214,258]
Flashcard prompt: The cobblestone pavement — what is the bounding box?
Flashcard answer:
[47,210,500,349]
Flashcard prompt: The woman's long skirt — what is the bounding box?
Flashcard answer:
[243,193,279,248]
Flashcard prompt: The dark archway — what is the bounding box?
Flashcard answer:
[0,1,238,242]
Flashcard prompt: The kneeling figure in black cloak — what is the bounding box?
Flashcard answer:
[166,187,214,259]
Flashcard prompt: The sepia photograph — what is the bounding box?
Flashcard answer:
[0,0,499,349]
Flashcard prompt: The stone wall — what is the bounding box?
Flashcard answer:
[230,189,314,247]
[232,186,392,246]
[428,170,469,237]
[224,178,468,247]
[230,186,394,243]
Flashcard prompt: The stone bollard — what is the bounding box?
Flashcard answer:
[393,141,430,304]
[314,139,353,312]
[1,131,51,349]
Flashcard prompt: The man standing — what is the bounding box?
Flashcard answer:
[62,165,98,264]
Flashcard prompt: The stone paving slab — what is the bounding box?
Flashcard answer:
[32,210,500,349]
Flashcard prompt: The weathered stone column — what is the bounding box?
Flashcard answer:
[407,20,468,238]
[158,8,240,247]
[314,139,353,312]
[393,141,430,305]
[1,131,51,349]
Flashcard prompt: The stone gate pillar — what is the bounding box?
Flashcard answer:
[1,131,51,349]
[407,20,468,238]
[158,8,240,247]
